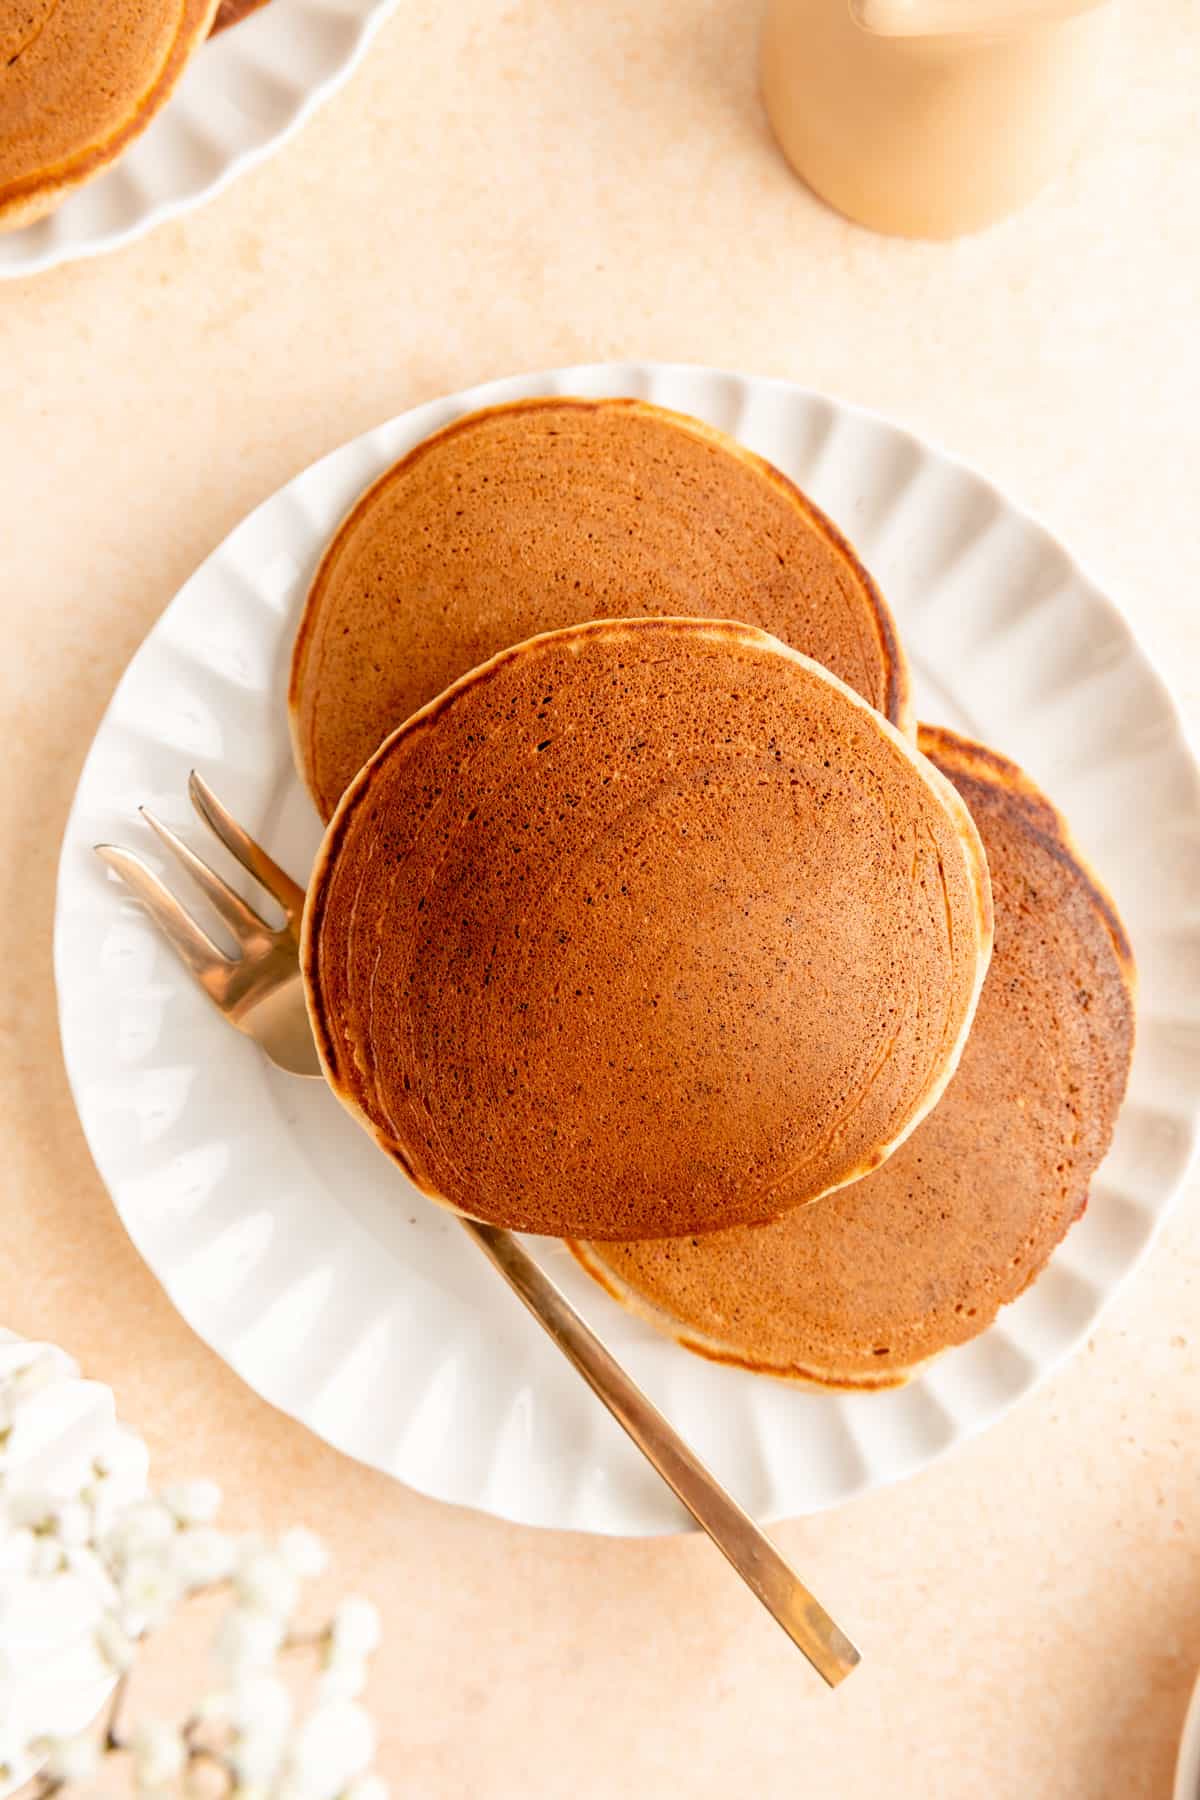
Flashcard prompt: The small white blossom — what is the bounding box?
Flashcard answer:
[55,1498,92,1545]
[96,1611,137,1672]
[163,1479,222,1525]
[174,1523,236,1588]
[0,1524,34,1577]
[285,1700,376,1798]
[317,1656,368,1703]
[279,1525,328,1579]
[236,1546,299,1621]
[31,1537,67,1577]
[94,1620,137,1670]
[5,1488,57,1531]
[10,1350,70,1403]
[214,1605,284,1673]
[330,1596,382,1659]
[346,1777,390,1800]
[104,1498,176,1565]
[230,1672,293,1779]
[44,1730,101,1782]
[131,1719,186,1788]
[121,1551,183,1630]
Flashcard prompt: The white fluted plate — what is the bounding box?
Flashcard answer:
[55,364,1200,1535]
[0,0,398,280]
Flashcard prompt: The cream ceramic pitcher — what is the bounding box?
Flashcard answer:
[761,0,1116,237]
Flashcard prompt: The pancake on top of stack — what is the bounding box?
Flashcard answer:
[573,727,1135,1385]
[302,619,992,1242]
[0,0,219,231]
[289,397,912,821]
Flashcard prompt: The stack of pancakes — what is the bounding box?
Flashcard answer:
[1,0,221,231]
[295,396,1134,1388]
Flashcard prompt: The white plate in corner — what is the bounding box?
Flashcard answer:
[54,363,1200,1535]
[1178,1670,1200,1800]
[0,0,399,281]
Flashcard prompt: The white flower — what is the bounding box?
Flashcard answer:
[174,1524,236,1588]
[30,1537,67,1577]
[330,1596,382,1659]
[0,1524,34,1577]
[55,1499,92,1546]
[44,1730,101,1782]
[9,1350,70,1404]
[214,1605,284,1673]
[120,1551,183,1630]
[317,1656,368,1703]
[346,1777,390,1800]
[231,1715,291,1786]
[229,1671,292,1733]
[82,1471,126,1539]
[131,1719,186,1788]
[104,1499,176,1566]
[4,1488,57,1531]
[235,1547,299,1622]
[163,1479,222,1525]
[284,1701,375,1799]
[279,1526,328,1579]
[96,1611,137,1673]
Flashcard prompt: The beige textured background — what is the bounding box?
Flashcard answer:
[1,2,1198,1794]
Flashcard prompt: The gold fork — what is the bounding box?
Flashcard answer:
[96,774,860,1686]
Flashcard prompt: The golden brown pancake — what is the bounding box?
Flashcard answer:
[573,726,1135,1384]
[0,0,219,232]
[302,621,991,1241]
[289,397,912,821]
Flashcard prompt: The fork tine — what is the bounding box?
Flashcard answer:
[140,807,270,945]
[94,845,232,985]
[188,772,307,923]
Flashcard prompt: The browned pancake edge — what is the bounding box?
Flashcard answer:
[0,0,220,231]
[288,396,913,821]
[301,621,989,1241]
[571,724,1134,1384]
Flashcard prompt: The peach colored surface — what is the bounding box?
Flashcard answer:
[0,3,1197,1794]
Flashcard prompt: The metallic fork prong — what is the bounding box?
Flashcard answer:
[188,772,306,924]
[94,844,232,985]
[139,806,271,945]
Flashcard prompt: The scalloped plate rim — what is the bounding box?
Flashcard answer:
[0,0,402,281]
[54,361,1200,1537]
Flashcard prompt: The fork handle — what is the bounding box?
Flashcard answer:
[459,1218,860,1685]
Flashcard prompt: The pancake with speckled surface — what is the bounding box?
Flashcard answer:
[0,0,219,230]
[572,726,1135,1382]
[289,397,912,821]
[302,621,990,1241]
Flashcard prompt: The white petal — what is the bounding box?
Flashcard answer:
[331,1597,382,1658]
[45,1732,100,1782]
[163,1479,222,1525]
[235,1550,299,1622]
[279,1526,328,1579]
[317,1658,368,1703]
[346,1777,390,1800]
[96,1613,136,1673]
[131,1719,186,1784]
[214,1606,284,1672]
[287,1700,376,1798]
[174,1525,236,1589]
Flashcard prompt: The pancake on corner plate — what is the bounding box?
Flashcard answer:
[289,396,913,821]
[301,620,991,1241]
[572,726,1135,1385]
[0,0,219,231]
